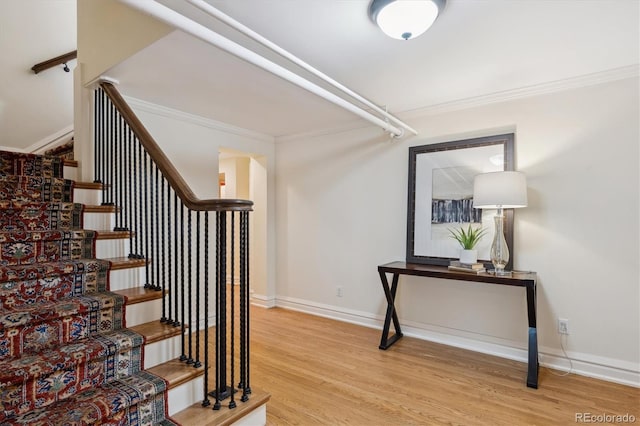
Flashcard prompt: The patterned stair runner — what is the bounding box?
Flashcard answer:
[44,138,74,161]
[0,201,83,231]
[0,175,74,203]
[0,150,176,425]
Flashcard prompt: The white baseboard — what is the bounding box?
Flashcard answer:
[28,126,74,154]
[274,295,640,388]
[250,293,276,308]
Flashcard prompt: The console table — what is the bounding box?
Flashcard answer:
[378,261,538,388]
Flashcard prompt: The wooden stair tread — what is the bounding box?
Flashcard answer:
[63,159,78,167]
[84,204,119,213]
[113,286,164,305]
[74,181,104,190]
[171,387,271,426]
[95,230,132,239]
[106,256,148,270]
[147,358,204,389]
[130,320,182,344]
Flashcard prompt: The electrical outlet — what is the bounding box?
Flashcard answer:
[336,286,343,297]
[558,318,569,335]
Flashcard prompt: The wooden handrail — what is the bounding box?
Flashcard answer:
[32,50,77,74]
[100,81,253,212]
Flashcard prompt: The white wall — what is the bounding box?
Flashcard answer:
[77,0,171,86]
[249,156,271,304]
[275,76,639,386]
[75,0,173,180]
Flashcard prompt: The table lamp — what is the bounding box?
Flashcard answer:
[473,171,527,275]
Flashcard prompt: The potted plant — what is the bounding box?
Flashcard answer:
[448,225,487,264]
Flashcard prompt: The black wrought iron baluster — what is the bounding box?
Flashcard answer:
[104,92,110,202]
[194,211,201,368]
[107,98,115,206]
[144,150,151,288]
[122,117,128,231]
[102,91,107,197]
[94,90,101,184]
[229,211,237,409]
[113,115,122,231]
[219,211,228,401]
[159,176,167,320]
[212,211,223,410]
[115,114,123,230]
[104,92,110,201]
[238,209,245,391]
[101,92,109,204]
[244,210,251,395]
[164,180,171,323]
[148,165,157,290]
[99,89,107,190]
[240,209,249,401]
[151,168,163,291]
[187,209,194,365]
[127,128,134,255]
[202,211,210,407]
[180,202,187,361]
[173,193,180,327]
[119,115,127,231]
[135,140,143,259]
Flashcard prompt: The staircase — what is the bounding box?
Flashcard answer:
[0,150,200,424]
[0,80,269,425]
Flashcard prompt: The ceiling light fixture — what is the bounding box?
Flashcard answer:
[369,0,446,41]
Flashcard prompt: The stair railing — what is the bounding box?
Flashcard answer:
[31,50,77,74]
[94,81,252,411]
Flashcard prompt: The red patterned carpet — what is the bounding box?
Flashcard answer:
[0,150,177,425]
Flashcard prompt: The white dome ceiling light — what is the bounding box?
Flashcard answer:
[369,0,446,41]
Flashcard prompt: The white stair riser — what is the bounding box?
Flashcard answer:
[233,404,267,426]
[109,266,146,291]
[84,212,115,230]
[63,166,77,181]
[168,376,204,416]
[144,334,183,368]
[96,238,130,258]
[74,188,102,205]
[126,299,163,327]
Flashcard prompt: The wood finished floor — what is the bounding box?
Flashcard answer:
[245,307,638,426]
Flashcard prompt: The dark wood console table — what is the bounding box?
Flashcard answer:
[378,261,538,388]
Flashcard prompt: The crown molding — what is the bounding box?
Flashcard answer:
[124,96,275,143]
[275,120,376,144]
[277,64,640,143]
[400,64,640,119]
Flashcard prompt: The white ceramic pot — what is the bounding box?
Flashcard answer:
[459,249,478,264]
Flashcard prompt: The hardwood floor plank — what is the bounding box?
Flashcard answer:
[246,307,639,426]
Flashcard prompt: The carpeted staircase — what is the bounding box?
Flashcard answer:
[0,150,177,425]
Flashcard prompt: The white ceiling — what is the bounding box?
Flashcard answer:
[1,0,638,149]
[107,0,640,139]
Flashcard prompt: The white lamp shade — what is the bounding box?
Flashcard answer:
[371,0,443,40]
[473,171,528,209]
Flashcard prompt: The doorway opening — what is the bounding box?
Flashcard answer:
[218,148,268,299]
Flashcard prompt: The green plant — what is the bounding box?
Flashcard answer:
[448,225,487,250]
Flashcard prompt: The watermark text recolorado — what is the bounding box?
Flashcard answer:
[576,413,636,423]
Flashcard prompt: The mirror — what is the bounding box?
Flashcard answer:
[406,134,515,268]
